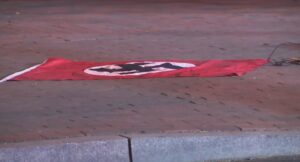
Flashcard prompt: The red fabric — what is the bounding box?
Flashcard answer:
[11,58,267,81]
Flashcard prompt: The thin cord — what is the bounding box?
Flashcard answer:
[266,42,290,62]
[266,42,300,66]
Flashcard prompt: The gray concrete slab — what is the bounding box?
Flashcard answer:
[0,136,129,162]
[232,155,300,162]
[129,131,300,162]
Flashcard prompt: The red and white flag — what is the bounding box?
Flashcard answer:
[0,57,267,82]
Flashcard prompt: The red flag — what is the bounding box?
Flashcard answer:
[0,58,267,82]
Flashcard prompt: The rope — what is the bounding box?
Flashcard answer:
[266,42,300,66]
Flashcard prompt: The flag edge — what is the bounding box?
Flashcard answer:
[0,62,45,83]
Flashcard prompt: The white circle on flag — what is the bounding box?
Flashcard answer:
[84,61,195,76]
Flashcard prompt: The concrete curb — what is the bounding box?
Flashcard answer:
[128,131,300,162]
[0,136,129,162]
[0,131,299,162]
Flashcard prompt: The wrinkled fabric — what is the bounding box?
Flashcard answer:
[8,57,267,81]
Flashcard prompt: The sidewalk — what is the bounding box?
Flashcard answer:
[0,0,300,161]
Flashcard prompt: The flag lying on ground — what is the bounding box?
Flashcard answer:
[0,57,267,82]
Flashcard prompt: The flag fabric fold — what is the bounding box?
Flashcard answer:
[0,57,267,82]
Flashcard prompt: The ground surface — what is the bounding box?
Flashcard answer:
[232,155,300,162]
[0,0,299,150]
